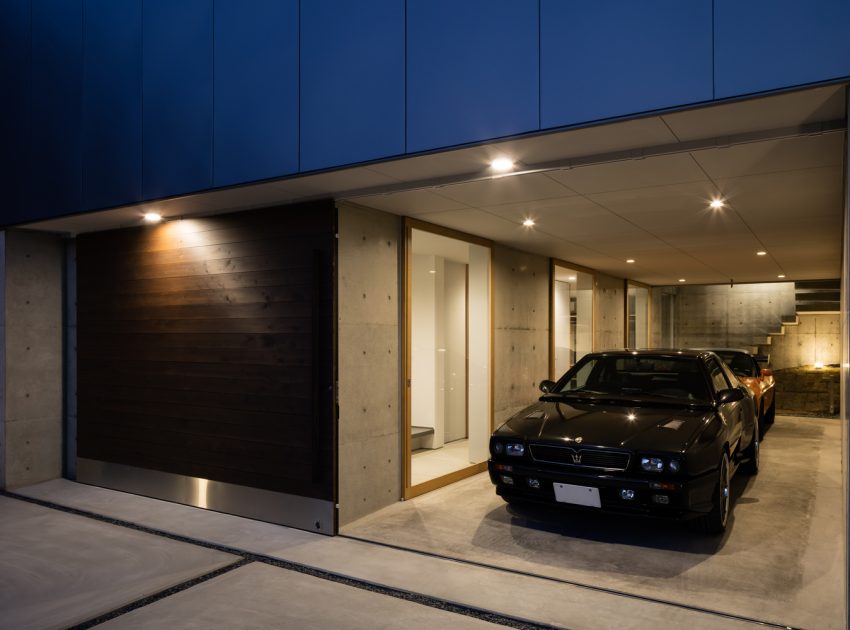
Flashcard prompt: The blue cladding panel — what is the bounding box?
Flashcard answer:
[83,0,142,209]
[0,0,32,225]
[300,0,405,171]
[715,0,850,98]
[541,0,713,129]
[214,0,298,186]
[32,0,83,218]
[143,0,213,199]
[406,0,539,153]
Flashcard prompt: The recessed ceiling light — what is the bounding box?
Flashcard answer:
[777,274,786,279]
[626,259,635,264]
[491,157,514,172]
[143,212,162,223]
[522,218,535,227]
[678,278,686,283]
[709,199,724,209]
[756,251,767,256]
[567,276,576,281]
[428,269,436,274]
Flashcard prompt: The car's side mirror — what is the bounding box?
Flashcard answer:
[717,388,745,404]
[539,379,557,393]
[760,368,773,377]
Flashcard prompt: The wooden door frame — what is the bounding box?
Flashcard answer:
[402,218,494,500]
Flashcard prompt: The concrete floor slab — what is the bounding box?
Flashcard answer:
[343,415,846,629]
[0,496,238,630]
[95,562,502,630]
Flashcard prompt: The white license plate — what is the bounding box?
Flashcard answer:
[553,483,601,508]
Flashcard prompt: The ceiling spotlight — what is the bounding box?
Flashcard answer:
[777,274,786,279]
[143,212,163,223]
[567,276,577,281]
[678,278,686,283]
[709,199,724,209]
[522,218,535,227]
[626,259,635,264]
[756,251,767,256]
[491,157,515,172]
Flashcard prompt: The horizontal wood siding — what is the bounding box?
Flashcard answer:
[76,202,336,500]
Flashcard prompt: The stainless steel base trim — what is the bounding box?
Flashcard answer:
[77,458,336,535]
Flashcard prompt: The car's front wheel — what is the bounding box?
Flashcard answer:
[694,452,731,535]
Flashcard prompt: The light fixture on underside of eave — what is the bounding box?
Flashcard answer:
[709,198,725,210]
[522,218,535,227]
[756,250,767,256]
[626,259,635,264]
[490,157,515,173]
[143,211,163,224]
[778,274,786,279]
[678,278,686,283]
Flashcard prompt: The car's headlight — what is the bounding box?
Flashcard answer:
[506,443,525,457]
[668,459,681,473]
[641,457,664,472]
[492,441,504,455]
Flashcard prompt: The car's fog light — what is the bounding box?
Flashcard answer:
[527,478,540,489]
[652,494,670,505]
[619,489,635,501]
[500,475,514,485]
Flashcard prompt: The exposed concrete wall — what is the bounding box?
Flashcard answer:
[337,203,401,526]
[765,313,841,369]
[673,282,796,349]
[493,245,549,425]
[595,273,625,351]
[0,231,64,490]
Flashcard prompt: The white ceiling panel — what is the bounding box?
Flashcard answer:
[436,172,573,206]
[411,208,529,242]
[546,153,707,195]
[715,167,843,216]
[690,133,844,180]
[588,181,720,216]
[350,189,468,215]
[365,145,496,181]
[662,85,846,141]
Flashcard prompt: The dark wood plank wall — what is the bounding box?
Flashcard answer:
[76,202,336,500]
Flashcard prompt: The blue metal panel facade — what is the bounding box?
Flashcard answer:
[32,0,83,219]
[715,0,850,98]
[214,0,299,186]
[2,1,849,226]
[300,0,405,171]
[541,0,713,128]
[0,0,32,223]
[142,0,213,199]
[406,0,539,153]
[83,0,143,210]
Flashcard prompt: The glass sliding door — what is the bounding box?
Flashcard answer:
[405,221,492,498]
[627,282,650,349]
[551,261,594,379]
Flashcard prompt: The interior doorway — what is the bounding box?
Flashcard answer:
[626,281,651,349]
[550,260,594,380]
[404,220,492,498]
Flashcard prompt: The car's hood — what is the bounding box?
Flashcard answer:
[494,399,713,452]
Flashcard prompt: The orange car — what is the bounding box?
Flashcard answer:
[711,349,775,437]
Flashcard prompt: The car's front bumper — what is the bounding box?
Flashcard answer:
[488,460,717,520]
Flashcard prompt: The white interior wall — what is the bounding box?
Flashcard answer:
[467,244,490,464]
[444,260,467,443]
[411,253,441,446]
[554,280,571,376]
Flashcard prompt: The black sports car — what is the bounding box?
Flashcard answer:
[488,350,758,534]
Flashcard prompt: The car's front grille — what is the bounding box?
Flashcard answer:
[529,444,631,472]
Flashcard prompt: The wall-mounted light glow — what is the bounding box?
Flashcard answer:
[756,251,767,256]
[626,259,635,264]
[143,212,163,223]
[522,218,535,227]
[491,157,515,172]
[814,361,824,369]
[678,278,686,283]
[709,199,724,209]
[777,274,786,279]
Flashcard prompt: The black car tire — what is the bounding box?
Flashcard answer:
[694,452,731,535]
[742,423,759,475]
[766,399,776,424]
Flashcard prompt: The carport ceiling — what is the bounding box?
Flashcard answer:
[26,85,847,287]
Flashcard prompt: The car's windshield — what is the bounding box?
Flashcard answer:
[715,352,758,377]
[553,356,712,402]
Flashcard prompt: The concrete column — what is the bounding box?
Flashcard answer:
[0,230,64,490]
